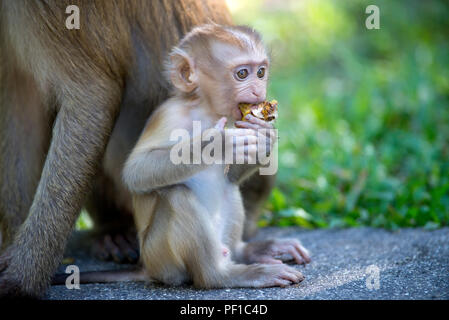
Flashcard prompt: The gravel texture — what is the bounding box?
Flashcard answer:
[46,227,449,300]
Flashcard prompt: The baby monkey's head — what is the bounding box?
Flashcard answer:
[166,24,269,121]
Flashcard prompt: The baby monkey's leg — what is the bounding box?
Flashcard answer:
[153,186,304,288]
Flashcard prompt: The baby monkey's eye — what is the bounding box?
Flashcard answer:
[257,67,265,78]
[236,69,249,80]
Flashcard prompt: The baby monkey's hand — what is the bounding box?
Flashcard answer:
[235,114,277,159]
[215,117,258,164]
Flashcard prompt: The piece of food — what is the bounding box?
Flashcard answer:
[239,100,278,123]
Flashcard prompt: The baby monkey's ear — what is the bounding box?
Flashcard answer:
[169,48,198,93]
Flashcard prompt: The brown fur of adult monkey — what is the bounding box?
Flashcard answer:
[121,24,311,288]
[0,0,280,298]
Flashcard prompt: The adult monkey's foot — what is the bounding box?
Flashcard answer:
[91,230,139,264]
[0,243,54,298]
[0,248,20,297]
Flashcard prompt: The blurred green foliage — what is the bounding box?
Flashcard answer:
[229,0,449,229]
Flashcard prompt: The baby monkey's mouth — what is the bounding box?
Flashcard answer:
[238,100,278,123]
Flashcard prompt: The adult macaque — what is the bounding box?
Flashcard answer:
[121,24,311,288]
[0,0,277,298]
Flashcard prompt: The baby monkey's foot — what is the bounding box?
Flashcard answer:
[251,263,305,288]
[245,238,311,265]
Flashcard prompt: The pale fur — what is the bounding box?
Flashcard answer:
[122,25,308,288]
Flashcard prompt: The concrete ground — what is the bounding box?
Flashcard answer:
[46,227,449,300]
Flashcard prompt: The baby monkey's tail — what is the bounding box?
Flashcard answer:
[52,268,147,285]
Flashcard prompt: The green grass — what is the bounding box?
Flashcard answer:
[74,1,449,230]
[229,0,449,229]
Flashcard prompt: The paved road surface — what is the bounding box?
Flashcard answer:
[46,227,449,300]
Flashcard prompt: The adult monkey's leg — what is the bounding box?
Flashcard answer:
[0,57,52,251]
[0,82,122,297]
[241,174,276,240]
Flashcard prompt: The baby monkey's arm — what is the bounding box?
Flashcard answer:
[123,113,259,193]
[123,138,210,193]
[123,107,215,193]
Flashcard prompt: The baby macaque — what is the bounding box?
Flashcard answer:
[51,24,311,289]
[121,24,310,288]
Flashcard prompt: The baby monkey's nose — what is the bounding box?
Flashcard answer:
[250,89,266,103]
[254,87,266,99]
